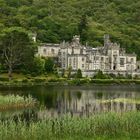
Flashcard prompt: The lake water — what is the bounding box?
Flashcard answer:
[0,85,140,120]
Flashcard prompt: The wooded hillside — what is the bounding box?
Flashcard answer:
[0,0,140,58]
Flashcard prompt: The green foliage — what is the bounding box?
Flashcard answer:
[25,57,45,75]
[0,77,9,82]
[0,0,139,58]
[0,0,140,78]
[44,58,54,73]
[0,112,140,139]
[78,14,88,44]
[0,94,36,110]
[93,70,108,79]
[32,78,46,83]
[61,69,65,77]
[76,69,82,78]
[67,67,72,78]
[0,27,35,79]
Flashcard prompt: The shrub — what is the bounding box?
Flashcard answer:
[70,79,82,86]
[93,70,108,79]
[25,74,32,79]
[48,78,59,82]
[45,58,54,73]
[76,69,82,78]
[22,79,29,83]
[0,77,9,81]
[32,78,46,83]
[108,73,116,79]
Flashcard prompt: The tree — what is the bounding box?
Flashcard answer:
[94,70,107,79]
[0,27,35,80]
[25,57,45,75]
[76,69,82,78]
[61,69,65,77]
[78,14,88,43]
[67,66,72,78]
[45,57,54,73]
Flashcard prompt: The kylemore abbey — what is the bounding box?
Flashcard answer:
[37,35,140,77]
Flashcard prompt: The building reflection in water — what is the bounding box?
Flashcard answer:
[37,89,140,119]
[1,86,140,121]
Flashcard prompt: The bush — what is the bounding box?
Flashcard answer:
[22,79,29,83]
[79,79,89,84]
[90,79,120,84]
[0,77,9,81]
[116,73,125,79]
[48,78,59,82]
[76,69,82,78]
[108,73,116,79]
[24,57,45,75]
[72,79,81,85]
[45,58,54,73]
[69,79,88,85]
[12,79,19,83]
[25,74,32,79]
[71,73,77,78]
[32,78,46,83]
[93,70,108,79]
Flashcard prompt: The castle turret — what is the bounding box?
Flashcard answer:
[104,34,110,47]
[72,35,80,46]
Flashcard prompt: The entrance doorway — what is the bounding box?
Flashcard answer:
[113,65,116,70]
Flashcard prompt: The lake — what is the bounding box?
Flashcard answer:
[0,85,140,120]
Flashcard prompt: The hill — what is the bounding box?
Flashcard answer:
[0,0,140,58]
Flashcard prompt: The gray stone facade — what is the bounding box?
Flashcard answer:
[37,35,140,77]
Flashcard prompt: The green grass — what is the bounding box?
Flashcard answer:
[0,95,36,110]
[0,73,26,79]
[0,73,140,86]
[0,112,140,140]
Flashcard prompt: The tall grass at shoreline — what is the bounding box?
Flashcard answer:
[0,112,140,140]
[0,95,36,110]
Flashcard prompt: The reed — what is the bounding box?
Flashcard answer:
[0,95,36,110]
[0,111,140,140]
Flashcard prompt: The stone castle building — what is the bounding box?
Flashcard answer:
[37,35,140,77]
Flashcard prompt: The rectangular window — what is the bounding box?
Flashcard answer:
[101,57,104,61]
[73,58,76,68]
[69,58,72,66]
[51,49,55,54]
[120,58,125,66]
[43,49,46,54]
[131,58,134,63]
[82,57,85,61]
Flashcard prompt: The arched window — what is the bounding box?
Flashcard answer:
[43,49,46,54]
[51,49,55,54]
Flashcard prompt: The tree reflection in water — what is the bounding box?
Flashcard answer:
[0,85,140,119]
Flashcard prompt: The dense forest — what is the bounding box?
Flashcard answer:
[0,0,140,58]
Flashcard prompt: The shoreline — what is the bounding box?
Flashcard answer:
[0,78,140,87]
